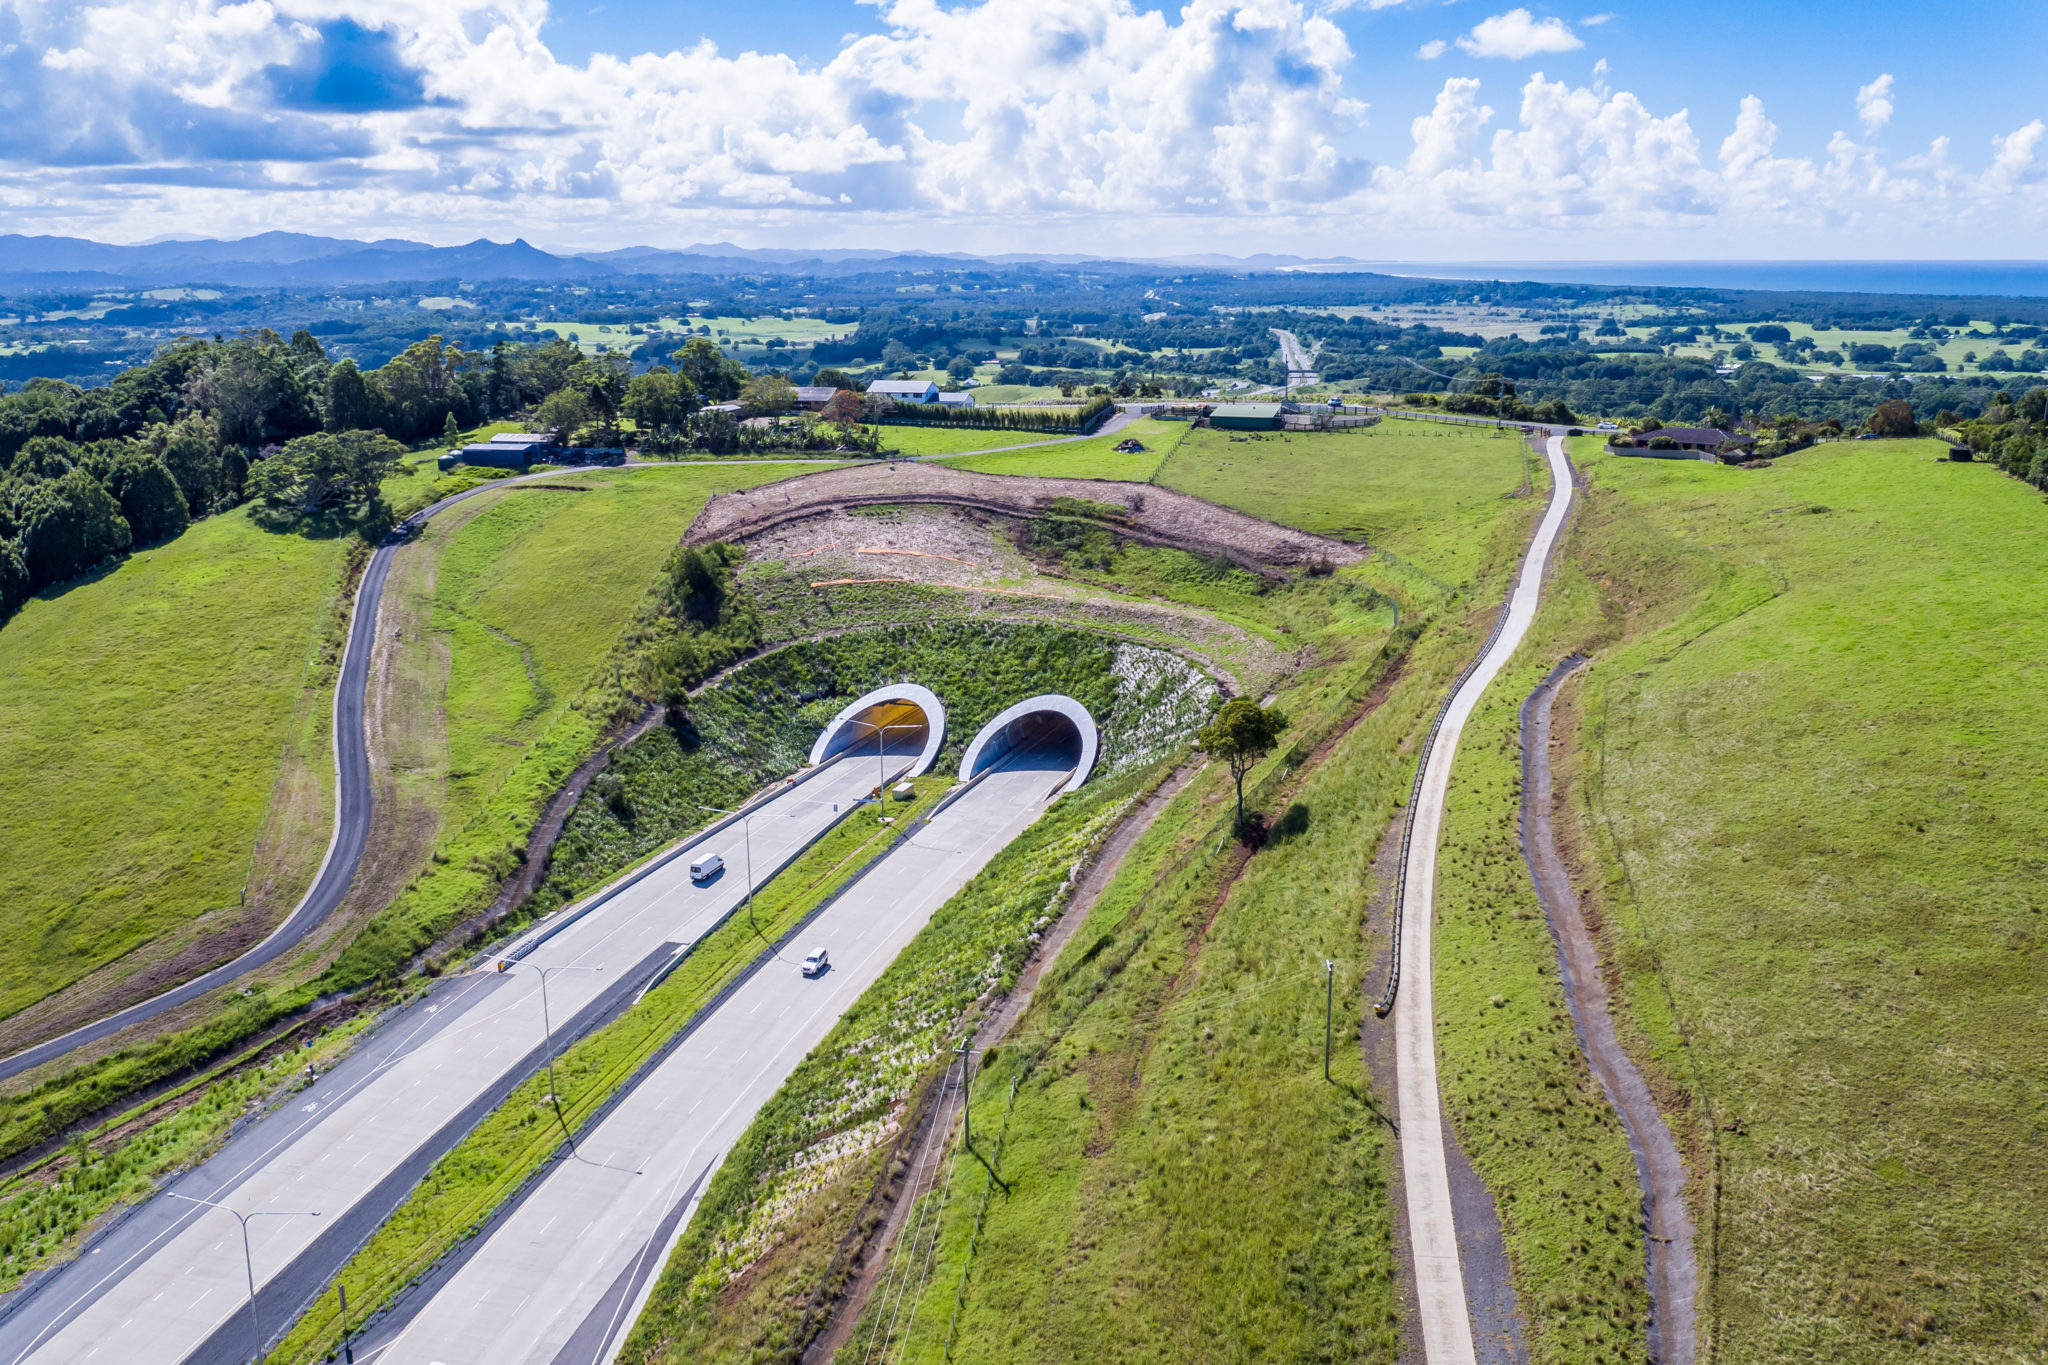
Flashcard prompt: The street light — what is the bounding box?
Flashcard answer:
[494,959,602,1156]
[699,803,761,947]
[163,1191,318,1361]
[842,718,922,823]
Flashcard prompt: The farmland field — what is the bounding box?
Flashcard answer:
[1558,436,2048,1360]
[934,419,1184,480]
[1155,419,1531,583]
[0,511,351,1020]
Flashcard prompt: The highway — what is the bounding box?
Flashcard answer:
[0,746,914,1365]
[353,728,1081,1365]
[1390,432,1575,1364]
[0,467,619,1083]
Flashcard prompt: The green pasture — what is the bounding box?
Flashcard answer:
[0,511,350,1019]
[931,417,1184,480]
[1155,420,1532,586]
[1563,436,2048,1360]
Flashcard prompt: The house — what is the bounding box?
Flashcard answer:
[1615,426,1754,461]
[1208,402,1282,431]
[937,391,975,409]
[867,379,939,404]
[794,386,839,411]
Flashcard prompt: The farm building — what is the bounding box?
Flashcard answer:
[868,379,939,404]
[1209,403,1282,430]
[794,386,839,410]
[937,391,975,408]
[446,432,560,469]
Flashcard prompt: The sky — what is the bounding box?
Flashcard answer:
[2,0,2046,260]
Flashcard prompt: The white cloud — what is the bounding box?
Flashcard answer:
[1,0,2046,256]
[1856,73,1894,134]
[1456,9,1583,60]
[1418,38,1447,59]
[1580,12,1615,25]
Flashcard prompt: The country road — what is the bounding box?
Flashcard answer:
[0,746,914,1365]
[1391,432,1575,1365]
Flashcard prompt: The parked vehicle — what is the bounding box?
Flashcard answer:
[689,853,725,883]
[802,947,830,977]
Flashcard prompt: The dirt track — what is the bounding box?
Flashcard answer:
[1519,658,1698,1365]
[684,462,1367,570]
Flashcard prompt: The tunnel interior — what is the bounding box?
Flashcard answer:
[959,695,1099,794]
[817,698,932,764]
[968,710,1084,776]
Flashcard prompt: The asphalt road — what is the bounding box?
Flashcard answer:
[353,730,1080,1365]
[1392,433,1574,1365]
[0,745,911,1365]
[1271,327,1319,387]
[0,467,628,1084]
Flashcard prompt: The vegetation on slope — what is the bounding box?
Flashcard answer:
[0,506,353,1018]
[1556,436,2048,1360]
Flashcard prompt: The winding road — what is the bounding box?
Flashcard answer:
[0,467,622,1083]
[1389,432,1574,1364]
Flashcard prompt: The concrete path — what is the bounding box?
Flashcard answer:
[356,737,1078,1365]
[0,751,908,1365]
[1393,434,1574,1364]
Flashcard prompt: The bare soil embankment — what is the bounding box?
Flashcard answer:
[685,462,1368,571]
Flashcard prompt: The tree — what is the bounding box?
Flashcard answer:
[94,447,189,545]
[0,538,27,622]
[323,359,384,434]
[248,430,404,517]
[155,414,222,517]
[1867,399,1917,436]
[813,367,855,391]
[674,337,749,402]
[623,367,701,441]
[739,374,797,417]
[1196,697,1286,832]
[20,469,131,587]
[443,412,461,446]
[820,390,863,426]
[946,355,975,383]
[569,355,631,441]
[535,387,593,445]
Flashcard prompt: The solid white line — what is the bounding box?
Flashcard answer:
[1396,434,1574,1365]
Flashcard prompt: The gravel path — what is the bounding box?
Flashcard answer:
[1518,658,1698,1365]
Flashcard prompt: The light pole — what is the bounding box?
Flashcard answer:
[843,718,921,823]
[1323,959,1335,1083]
[164,1191,318,1360]
[699,803,760,945]
[495,959,602,1155]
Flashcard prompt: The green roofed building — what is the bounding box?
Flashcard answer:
[1209,403,1282,430]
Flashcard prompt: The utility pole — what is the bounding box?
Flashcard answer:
[1323,959,1335,1083]
[701,804,758,942]
[846,718,921,823]
[339,1283,355,1364]
[496,960,603,1154]
[956,1032,975,1151]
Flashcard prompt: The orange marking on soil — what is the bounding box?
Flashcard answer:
[855,547,976,565]
[809,577,914,588]
[790,537,845,559]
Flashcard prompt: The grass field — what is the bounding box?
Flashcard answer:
[934,418,1187,481]
[878,425,1085,457]
[1557,437,2048,1359]
[1155,420,1532,585]
[0,511,351,1020]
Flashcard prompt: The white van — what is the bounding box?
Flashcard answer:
[689,853,725,883]
[801,947,830,977]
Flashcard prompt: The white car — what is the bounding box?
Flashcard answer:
[801,947,830,977]
[688,853,724,883]
[1595,420,1621,432]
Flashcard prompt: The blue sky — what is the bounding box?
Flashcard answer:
[3,0,2045,259]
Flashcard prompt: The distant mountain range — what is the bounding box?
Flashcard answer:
[0,232,1361,290]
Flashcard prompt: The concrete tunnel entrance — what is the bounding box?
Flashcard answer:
[808,683,947,777]
[958,694,1099,795]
